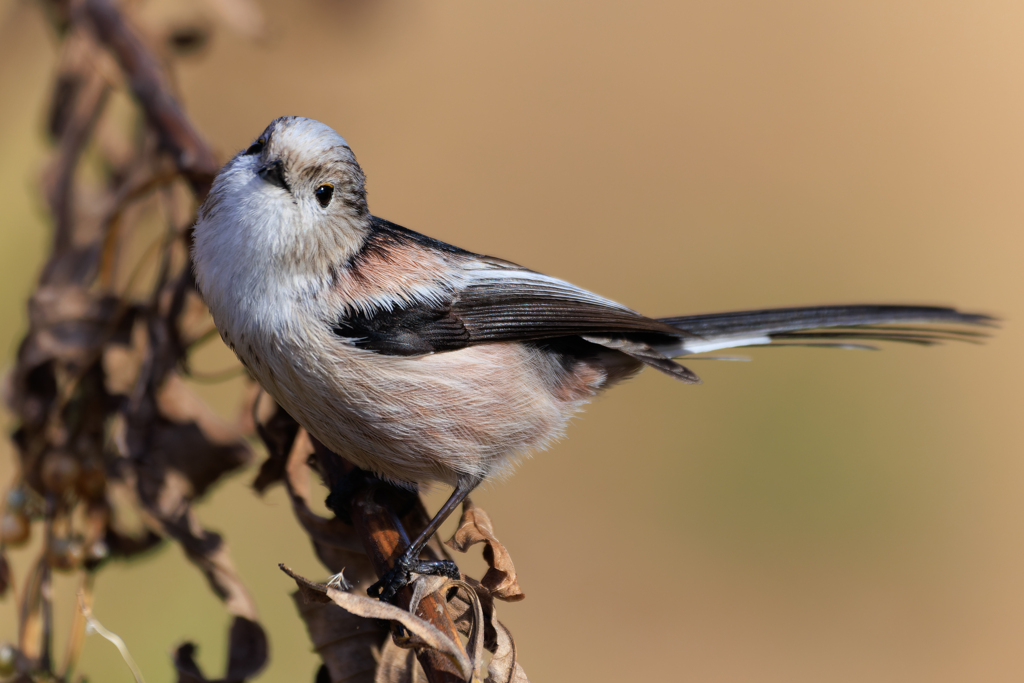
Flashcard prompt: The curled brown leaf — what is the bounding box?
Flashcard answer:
[444,580,529,683]
[280,565,474,681]
[444,499,524,602]
[375,637,424,683]
[173,616,267,683]
[291,589,385,683]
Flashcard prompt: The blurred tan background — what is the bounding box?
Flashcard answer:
[1,0,1022,681]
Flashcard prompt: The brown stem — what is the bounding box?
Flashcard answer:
[350,488,468,683]
[40,49,110,286]
[78,0,219,198]
[311,443,468,683]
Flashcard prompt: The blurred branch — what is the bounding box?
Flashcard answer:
[78,0,219,196]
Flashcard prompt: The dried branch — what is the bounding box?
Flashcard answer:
[78,0,219,196]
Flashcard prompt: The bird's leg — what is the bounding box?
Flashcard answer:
[368,477,479,603]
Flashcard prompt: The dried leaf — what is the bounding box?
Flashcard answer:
[327,589,471,679]
[407,575,449,617]
[284,565,333,605]
[225,617,268,681]
[445,498,525,601]
[160,511,259,620]
[174,643,206,683]
[375,637,423,683]
[132,376,252,512]
[280,565,473,681]
[252,402,300,493]
[482,615,528,683]
[277,430,374,584]
[286,563,528,683]
[446,580,529,683]
[440,581,485,683]
[173,617,267,683]
[291,589,385,683]
[135,416,249,503]
[21,287,134,372]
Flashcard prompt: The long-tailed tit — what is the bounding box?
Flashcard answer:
[192,116,991,601]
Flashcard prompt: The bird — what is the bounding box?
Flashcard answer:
[191,116,992,602]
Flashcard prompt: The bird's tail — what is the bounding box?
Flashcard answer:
[656,305,995,356]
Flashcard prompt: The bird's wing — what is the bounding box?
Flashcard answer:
[330,219,700,381]
[330,218,994,384]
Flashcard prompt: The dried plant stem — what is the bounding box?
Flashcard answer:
[306,432,472,683]
[77,591,147,683]
[349,485,469,683]
[61,573,94,683]
[80,0,219,195]
[40,504,55,674]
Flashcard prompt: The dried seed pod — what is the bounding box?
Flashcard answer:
[0,513,30,546]
[48,535,85,571]
[40,449,80,495]
[87,538,109,562]
[75,458,107,501]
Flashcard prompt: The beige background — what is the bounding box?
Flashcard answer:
[1,1,1022,681]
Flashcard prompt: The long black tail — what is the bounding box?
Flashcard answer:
[657,305,995,355]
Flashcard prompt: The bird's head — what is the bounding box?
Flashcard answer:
[194,116,371,288]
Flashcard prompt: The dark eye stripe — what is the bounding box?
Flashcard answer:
[244,138,265,155]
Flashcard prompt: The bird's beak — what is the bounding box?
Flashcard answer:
[257,159,290,193]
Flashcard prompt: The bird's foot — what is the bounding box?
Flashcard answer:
[368,553,460,603]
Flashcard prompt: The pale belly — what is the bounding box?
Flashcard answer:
[247,335,605,487]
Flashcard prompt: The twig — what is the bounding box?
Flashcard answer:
[79,0,219,197]
[40,40,110,285]
[40,499,55,674]
[77,591,146,683]
[62,573,94,681]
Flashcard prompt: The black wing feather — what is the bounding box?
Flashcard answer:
[332,280,683,356]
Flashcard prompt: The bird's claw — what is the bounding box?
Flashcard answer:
[367,556,412,602]
[368,555,461,603]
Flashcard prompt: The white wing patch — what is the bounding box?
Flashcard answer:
[679,335,773,355]
[658,334,772,357]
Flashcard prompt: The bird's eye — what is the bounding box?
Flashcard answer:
[315,183,334,208]
[244,138,265,155]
